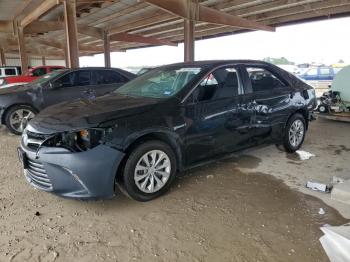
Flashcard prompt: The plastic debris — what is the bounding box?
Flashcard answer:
[320,223,350,262]
[296,150,315,160]
[306,181,332,193]
[318,208,326,215]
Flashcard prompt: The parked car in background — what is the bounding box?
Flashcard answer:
[298,66,341,97]
[0,65,64,87]
[298,66,340,81]
[0,67,135,134]
[18,60,316,201]
[0,66,21,78]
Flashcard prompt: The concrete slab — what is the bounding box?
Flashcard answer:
[332,180,350,204]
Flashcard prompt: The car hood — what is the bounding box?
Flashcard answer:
[0,83,34,94]
[27,93,161,134]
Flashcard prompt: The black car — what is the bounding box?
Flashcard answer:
[0,67,135,134]
[19,60,316,201]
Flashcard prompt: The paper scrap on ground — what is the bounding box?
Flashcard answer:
[319,223,350,262]
[306,181,331,192]
[296,150,315,160]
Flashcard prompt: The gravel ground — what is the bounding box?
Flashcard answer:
[0,118,349,262]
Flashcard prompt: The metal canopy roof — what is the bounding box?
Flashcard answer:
[0,0,349,59]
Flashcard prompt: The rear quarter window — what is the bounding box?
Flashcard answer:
[246,67,287,92]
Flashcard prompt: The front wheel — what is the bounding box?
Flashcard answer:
[4,105,37,135]
[122,140,177,201]
[283,113,306,153]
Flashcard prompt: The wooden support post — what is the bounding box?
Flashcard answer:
[17,26,29,74]
[184,19,194,62]
[63,0,79,68]
[64,47,69,67]
[0,47,5,66]
[103,31,111,68]
[42,56,46,66]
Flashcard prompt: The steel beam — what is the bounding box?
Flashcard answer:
[103,31,111,67]
[0,47,6,66]
[109,32,177,46]
[17,26,29,74]
[20,0,60,28]
[63,0,79,68]
[184,19,194,62]
[144,0,275,31]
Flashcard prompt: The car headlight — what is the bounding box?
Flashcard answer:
[54,129,105,152]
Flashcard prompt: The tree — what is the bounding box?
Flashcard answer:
[263,57,295,65]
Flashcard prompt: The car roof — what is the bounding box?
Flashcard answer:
[165,60,274,67]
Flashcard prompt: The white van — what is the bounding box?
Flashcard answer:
[0,67,20,78]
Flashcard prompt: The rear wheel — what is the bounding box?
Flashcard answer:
[122,140,177,201]
[4,105,36,135]
[283,113,306,153]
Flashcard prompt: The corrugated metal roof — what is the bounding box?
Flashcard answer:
[0,0,349,58]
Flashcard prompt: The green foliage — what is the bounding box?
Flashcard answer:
[263,57,295,65]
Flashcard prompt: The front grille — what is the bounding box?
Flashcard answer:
[26,158,52,190]
[25,131,52,151]
[26,131,51,141]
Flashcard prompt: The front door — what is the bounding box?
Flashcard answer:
[183,66,246,165]
[43,70,93,108]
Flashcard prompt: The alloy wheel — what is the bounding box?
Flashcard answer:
[9,109,35,133]
[134,150,171,194]
[288,119,304,148]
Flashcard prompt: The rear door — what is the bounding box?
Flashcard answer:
[43,70,93,107]
[242,65,294,141]
[91,69,130,97]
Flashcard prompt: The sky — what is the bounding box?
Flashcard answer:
[79,16,350,69]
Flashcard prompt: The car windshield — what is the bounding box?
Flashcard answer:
[115,66,203,98]
[30,69,68,85]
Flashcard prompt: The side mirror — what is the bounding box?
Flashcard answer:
[28,72,34,77]
[50,82,63,89]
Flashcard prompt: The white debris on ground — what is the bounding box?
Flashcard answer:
[296,150,315,160]
[306,181,331,193]
[320,223,350,262]
[318,208,326,215]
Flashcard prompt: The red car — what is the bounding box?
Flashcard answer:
[0,66,64,86]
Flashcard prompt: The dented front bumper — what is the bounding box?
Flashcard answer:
[19,139,125,199]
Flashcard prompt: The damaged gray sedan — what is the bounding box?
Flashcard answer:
[0,68,135,134]
[18,60,316,201]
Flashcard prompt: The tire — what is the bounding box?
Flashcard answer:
[122,140,177,201]
[283,113,306,153]
[318,104,328,113]
[4,105,37,135]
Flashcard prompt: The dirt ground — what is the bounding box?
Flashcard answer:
[0,118,349,262]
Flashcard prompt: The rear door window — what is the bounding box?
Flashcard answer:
[319,68,331,75]
[74,71,91,86]
[95,70,127,85]
[246,67,286,92]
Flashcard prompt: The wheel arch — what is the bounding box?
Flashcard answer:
[114,130,184,184]
[286,108,309,131]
